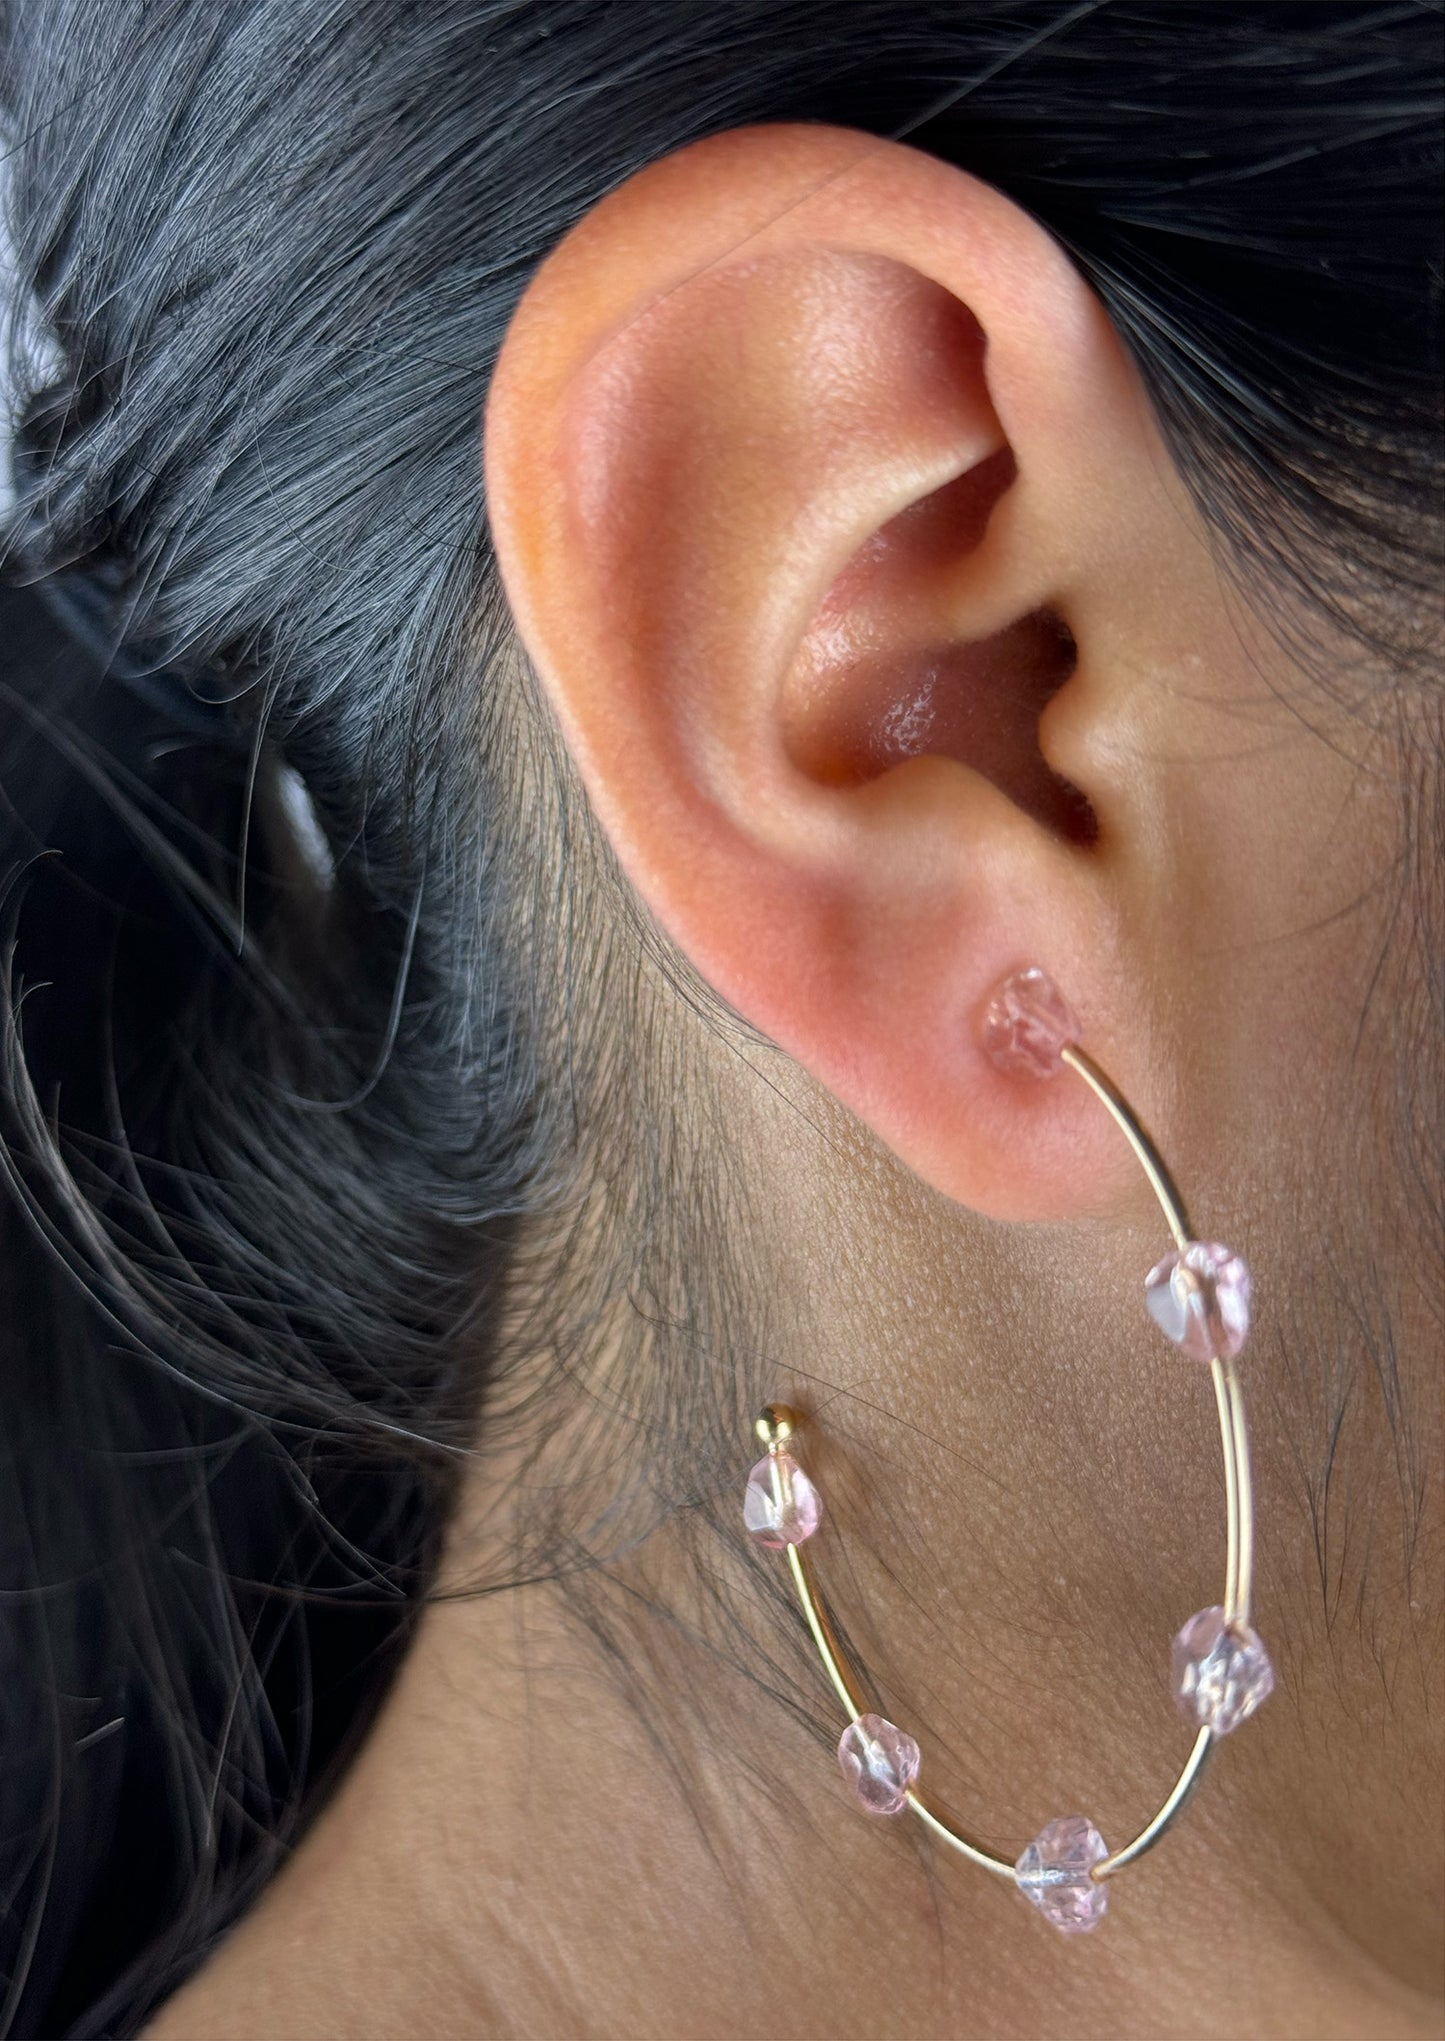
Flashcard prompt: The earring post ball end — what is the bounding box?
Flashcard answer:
[754,1404,799,1450]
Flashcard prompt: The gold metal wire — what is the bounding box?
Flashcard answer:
[760,1035,1258,1888]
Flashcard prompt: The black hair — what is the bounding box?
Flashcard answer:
[0,3,1437,2033]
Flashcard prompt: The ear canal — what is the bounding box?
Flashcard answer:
[779,450,1098,846]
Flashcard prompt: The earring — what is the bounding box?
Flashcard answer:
[742,965,1273,1934]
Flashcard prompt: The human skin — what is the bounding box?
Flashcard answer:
[147,128,1442,2040]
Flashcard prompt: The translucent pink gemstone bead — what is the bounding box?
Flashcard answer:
[1144,1241,1251,1361]
[837,1713,921,1816]
[1172,1605,1275,1734]
[1015,1815,1110,1933]
[742,1450,822,1549]
[981,967,1079,1078]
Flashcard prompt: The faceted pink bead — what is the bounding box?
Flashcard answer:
[1172,1605,1275,1734]
[981,967,1079,1079]
[1144,1241,1251,1362]
[837,1713,921,1816]
[1015,1815,1110,1933]
[742,1450,822,1549]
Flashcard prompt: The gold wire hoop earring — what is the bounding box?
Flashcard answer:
[741,966,1273,1934]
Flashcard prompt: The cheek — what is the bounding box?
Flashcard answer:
[1132,653,1403,1220]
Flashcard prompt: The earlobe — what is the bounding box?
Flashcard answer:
[485,125,1189,1223]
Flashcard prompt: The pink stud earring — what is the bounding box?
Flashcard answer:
[742,965,1273,1934]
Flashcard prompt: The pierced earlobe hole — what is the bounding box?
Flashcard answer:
[981,967,1080,1078]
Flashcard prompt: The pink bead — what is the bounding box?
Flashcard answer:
[1015,1816,1110,1933]
[1144,1241,1251,1362]
[743,1450,822,1548]
[1172,1606,1275,1734]
[837,1714,921,1816]
[981,967,1080,1078]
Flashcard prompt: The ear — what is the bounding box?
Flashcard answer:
[485,125,1210,1223]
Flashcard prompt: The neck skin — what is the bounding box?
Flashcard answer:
[145,1514,1439,2041]
[147,1157,1442,2041]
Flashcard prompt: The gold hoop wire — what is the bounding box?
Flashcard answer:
[750,1034,1258,1891]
